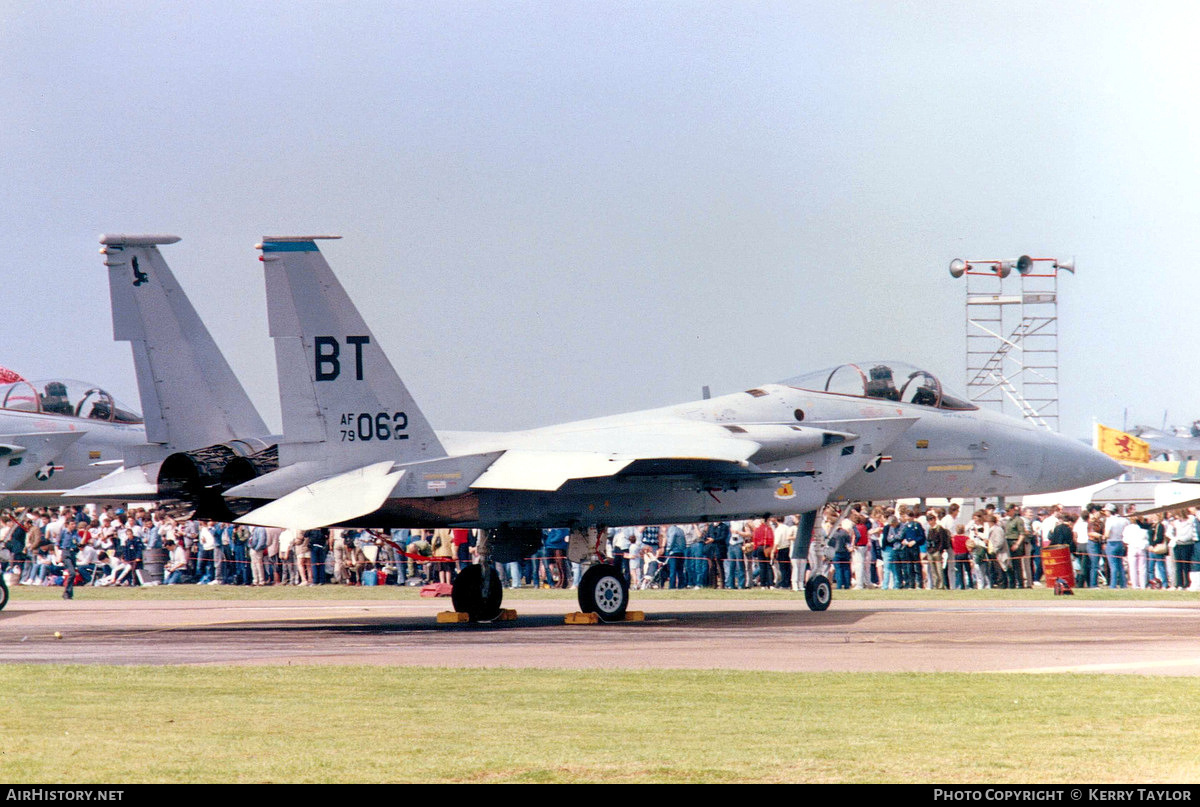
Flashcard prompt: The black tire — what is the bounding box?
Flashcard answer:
[578,565,629,622]
[804,574,832,612]
[450,564,503,622]
[0,574,7,611]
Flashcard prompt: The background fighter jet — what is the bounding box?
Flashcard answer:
[64,236,278,519]
[207,236,1120,621]
[1095,422,1200,480]
[0,368,146,504]
[1092,422,1200,516]
[1128,422,1200,464]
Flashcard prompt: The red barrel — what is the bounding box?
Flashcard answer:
[1041,544,1075,589]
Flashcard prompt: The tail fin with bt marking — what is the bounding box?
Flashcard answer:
[256,236,446,474]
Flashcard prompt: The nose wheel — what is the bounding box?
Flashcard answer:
[451,564,504,622]
[578,565,629,622]
[804,574,831,611]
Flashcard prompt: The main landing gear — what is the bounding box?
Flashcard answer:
[450,564,504,622]
[448,560,630,624]
[577,564,629,622]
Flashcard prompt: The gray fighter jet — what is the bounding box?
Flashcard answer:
[1129,422,1200,464]
[204,236,1119,621]
[0,374,146,504]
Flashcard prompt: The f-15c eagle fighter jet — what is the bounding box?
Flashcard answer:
[229,237,1118,620]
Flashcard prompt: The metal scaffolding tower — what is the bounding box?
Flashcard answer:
[948,255,1075,432]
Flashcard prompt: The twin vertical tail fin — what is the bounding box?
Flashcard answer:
[99,235,270,465]
[257,237,446,473]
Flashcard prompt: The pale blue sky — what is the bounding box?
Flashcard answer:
[2,1,1197,438]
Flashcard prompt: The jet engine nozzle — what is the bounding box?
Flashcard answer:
[157,439,278,520]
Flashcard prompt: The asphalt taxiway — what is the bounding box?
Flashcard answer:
[3,597,1200,674]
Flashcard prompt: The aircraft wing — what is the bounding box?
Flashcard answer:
[232,420,875,529]
[232,434,763,528]
[1129,490,1200,518]
[1112,458,1200,480]
[470,418,868,491]
[469,435,760,492]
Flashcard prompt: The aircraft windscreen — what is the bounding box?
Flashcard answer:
[0,379,143,424]
[780,362,976,411]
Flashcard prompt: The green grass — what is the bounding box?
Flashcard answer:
[7,582,1199,603]
[0,666,1197,783]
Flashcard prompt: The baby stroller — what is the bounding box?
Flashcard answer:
[641,555,669,589]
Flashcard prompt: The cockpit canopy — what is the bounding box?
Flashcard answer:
[781,362,977,411]
[0,379,143,424]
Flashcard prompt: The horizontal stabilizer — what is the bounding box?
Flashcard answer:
[222,460,324,500]
[0,490,72,506]
[60,465,158,501]
[227,451,505,502]
[235,461,404,530]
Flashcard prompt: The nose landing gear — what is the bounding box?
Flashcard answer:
[804,574,832,611]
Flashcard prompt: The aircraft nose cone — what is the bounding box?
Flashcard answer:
[1039,433,1122,491]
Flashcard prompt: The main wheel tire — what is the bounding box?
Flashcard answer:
[804,574,832,612]
[578,565,629,622]
[450,564,503,622]
[0,574,7,611]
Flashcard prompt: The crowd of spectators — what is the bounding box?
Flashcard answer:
[3,500,1198,597]
[799,501,1200,592]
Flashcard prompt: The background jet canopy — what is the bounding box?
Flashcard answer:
[0,378,143,424]
[781,361,976,412]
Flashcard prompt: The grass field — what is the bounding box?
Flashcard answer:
[1,665,1198,783]
[4,585,1198,783]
